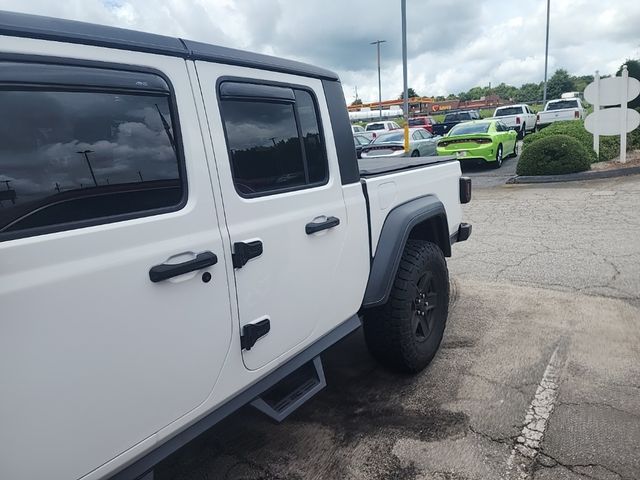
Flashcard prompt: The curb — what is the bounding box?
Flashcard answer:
[506,165,640,184]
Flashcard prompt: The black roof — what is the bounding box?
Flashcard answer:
[0,10,339,81]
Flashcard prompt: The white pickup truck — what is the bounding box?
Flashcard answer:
[537,98,585,128]
[0,11,472,480]
[491,104,537,139]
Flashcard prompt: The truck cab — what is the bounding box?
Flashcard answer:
[0,11,471,480]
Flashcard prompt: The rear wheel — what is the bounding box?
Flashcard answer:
[511,140,518,157]
[519,123,526,139]
[411,150,420,157]
[491,144,503,168]
[363,240,449,373]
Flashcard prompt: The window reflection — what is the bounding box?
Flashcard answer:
[0,90,182,234]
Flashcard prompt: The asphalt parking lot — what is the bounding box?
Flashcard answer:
[157,168,640,480]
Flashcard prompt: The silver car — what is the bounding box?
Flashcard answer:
[360,127,440,158]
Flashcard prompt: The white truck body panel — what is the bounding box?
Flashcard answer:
[364,161,463,255]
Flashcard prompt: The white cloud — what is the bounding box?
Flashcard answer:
[1,0,639,103]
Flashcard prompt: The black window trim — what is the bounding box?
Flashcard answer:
[216,76,330,199]
[0,54,188,243]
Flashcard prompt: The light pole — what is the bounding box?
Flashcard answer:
[401,0,409,152]
[76,149,98,187]
[542,0,551,105]
[371,39,386,120]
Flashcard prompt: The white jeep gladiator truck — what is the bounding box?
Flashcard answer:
[0,11,471,480]
[491,104,537,139]
[537,98,585,128]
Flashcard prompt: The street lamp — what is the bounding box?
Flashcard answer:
[401,0,409,152]
[76,149,98,187]
[542,0,551,105]
[370,39,387,120]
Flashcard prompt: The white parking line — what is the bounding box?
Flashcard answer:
[506,344,564,479]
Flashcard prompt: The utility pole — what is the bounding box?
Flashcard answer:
[371,39,386,120]
[542,0,551,105]
[401,0,409,152]
[76,149,98,187]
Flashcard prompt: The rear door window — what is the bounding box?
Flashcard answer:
[219,82,328,197]
[0,66,184,240]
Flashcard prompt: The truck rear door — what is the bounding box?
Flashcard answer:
[195,63,358,371]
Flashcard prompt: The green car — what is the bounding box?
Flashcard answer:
[436,119,517,168]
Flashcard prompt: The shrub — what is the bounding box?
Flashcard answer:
[517,135,591,176]
[523,121,598,162]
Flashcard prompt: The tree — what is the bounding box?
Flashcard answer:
[617,59,640,109]
[546,69,574,100]
[515,82,543,103]
[571,74,594,93]
[446,93,457,100]
[492,82,518,101]
[351,98,363,106]
[434,95,445,101]
[399,87,419,99]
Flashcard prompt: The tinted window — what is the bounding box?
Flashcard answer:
[408,118,423,127]
[495,106,523,116]
[0,89,182,237]
[220,88,328,196]
[546,100,580,111]
[373,132,404,143]
[366,123,386,131]
[449,123,490,136]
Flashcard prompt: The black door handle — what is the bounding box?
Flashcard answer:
[149,251,218,283]
[305,216,340,235]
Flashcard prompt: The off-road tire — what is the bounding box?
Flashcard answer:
[363,240,449,373]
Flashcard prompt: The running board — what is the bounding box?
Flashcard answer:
[250,356,326,422]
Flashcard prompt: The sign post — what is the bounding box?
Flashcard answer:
[592,70,600,158]
[620,66,628,163]
[584,65,640,163]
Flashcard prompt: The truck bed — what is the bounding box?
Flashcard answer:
[359,157,463,255]
[358,155,457,177]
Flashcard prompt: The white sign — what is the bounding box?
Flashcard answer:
[584,65,640,163]
[585,107,640,135]
[584,76,640,106]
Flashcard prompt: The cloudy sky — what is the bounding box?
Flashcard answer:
[2,0,639,103]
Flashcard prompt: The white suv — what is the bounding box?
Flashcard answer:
[365,120,401,138]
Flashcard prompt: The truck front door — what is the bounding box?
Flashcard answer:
[0,59,234,480]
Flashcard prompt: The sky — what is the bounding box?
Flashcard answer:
[1,0,639,103]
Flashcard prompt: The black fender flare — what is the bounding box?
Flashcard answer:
[362,195,450,308]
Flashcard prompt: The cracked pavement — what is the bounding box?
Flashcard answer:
[157,174,640,480]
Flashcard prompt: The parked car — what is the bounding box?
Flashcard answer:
[0,11,471,480]
[432,110,481,136]
[352,124,375,141]
[365,120,401,138]
[436,119,517,168]
[353,134,371,158]
[408,115,436,133]
[360,127,440,158]
[537,98,585,128]
[491,104,537,139]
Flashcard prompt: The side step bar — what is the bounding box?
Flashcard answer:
[250,356,326,422]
